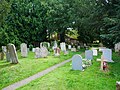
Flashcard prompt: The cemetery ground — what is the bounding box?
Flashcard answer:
[0,50,120,90]
[0,50,82,89]
[18,52,120,90]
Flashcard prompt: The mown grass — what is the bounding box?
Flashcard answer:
[18,51,120,90]
[0,50,82,89]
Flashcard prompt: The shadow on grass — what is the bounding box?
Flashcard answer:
[0,62,17,69]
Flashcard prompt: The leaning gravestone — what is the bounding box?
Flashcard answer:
[20,43,28,57]
[85,50,93,60]
[72,54,83,70]
[7,44,19,64]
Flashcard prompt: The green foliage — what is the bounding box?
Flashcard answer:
[0,0,10,26]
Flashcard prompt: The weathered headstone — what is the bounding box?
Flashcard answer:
[115,42,120,52]
[68,45,72,49]
[72,54,83,70]
[92,49,98,56]
[116,81,120,90]
[99,47,106,52]
[40,46,49,58]
[85,50,93,60]
[54,47,60,56]
[2,46,7,53]
[35,47,41,58]
[32,48,35,52]
[71,48,76,52]
[60,42,66,51]
[97,49,114,62]
[102,49,114,62]
[7,44,19,64]
[20,43,28,57]
[77,46,80,49]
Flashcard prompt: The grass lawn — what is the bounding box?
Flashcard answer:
[18,52,120,90]
[0,50,83,89]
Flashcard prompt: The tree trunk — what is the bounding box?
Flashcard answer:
[60,30,65,42]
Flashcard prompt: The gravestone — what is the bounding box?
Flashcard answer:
[54,41,57,49]
[71,48,76,52]
[2,46,7,53]
[99,47,106,52]
[77,46,80,49]
[102,49,114,62]
[35,47,41,58]
[32,48,35,52]
[85,50,93,60]
[116,81,120,90]
[1,46,7,60]
[92,49,98,56]
[54,47,60,56]
[40,46,49,58]
[7,44,19,64]
[72,54,83,70]
[97,49,114,62]
[115,42,120,52]
[20,43,28,57]
[60,42,66,51]
[68,45,72,49]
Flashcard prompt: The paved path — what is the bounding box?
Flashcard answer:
[2,59,72,90]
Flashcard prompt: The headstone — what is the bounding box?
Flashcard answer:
[115,42,120,52]
[35,47,41,58]
[54,41,57,48]
[20,43,28,57]
[7,44,19,64]
[97,49,114,62]
[68,45,72,49]
[60,42,66,51]
[85,50,93,60]
[99,47,106,52]
[2,46,7,53]
[102,49,114,62]
[77,46,80,49]
[40,46,49,58]
[92,49,98,56]
[116,81,120,90]
[32,48,35,52]
[72,54,83,70]
[71,48,76,52]
[54,47,60,56]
